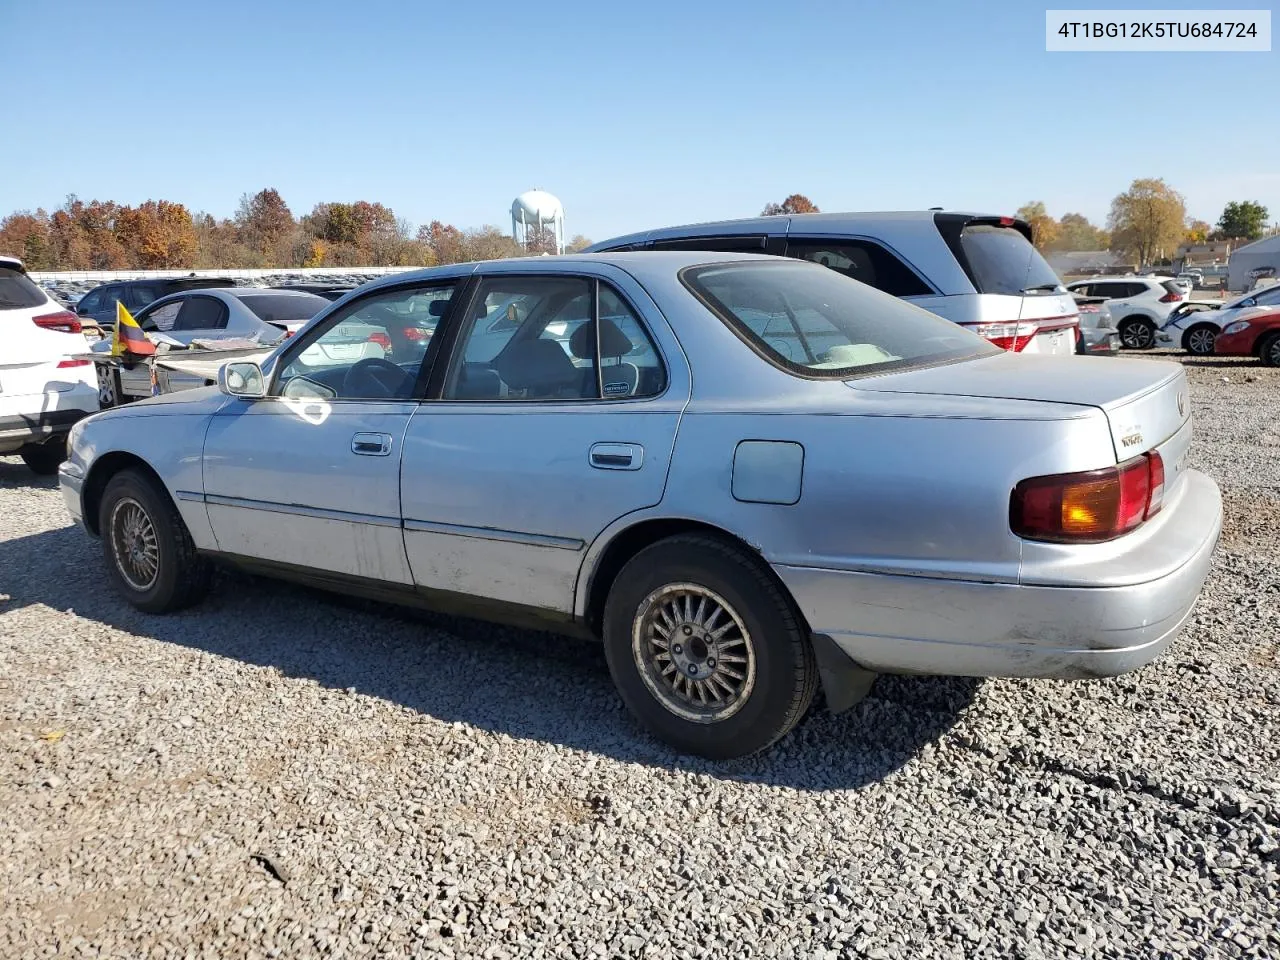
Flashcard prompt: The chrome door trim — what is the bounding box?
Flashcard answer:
[402,517,584,551]
[204,492,401,528]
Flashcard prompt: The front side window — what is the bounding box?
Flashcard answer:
[786,239,932,297]
[443,276,664,401]
[130,285,162,308]
[275,282,457,401]
[683,260,996,379]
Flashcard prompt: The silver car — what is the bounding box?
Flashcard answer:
[58,253,1222,759]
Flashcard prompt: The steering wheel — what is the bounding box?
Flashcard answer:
[342,357,413,399]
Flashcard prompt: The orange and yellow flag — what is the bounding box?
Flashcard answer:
[111,301,156,357]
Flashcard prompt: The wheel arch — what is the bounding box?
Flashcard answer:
[579,516,811,641]
[82,451,167,536]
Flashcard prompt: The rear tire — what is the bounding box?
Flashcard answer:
[1259,333,1280,367]
[1119,317,1156,350]
[1182,323,1218,356]
[99,468,212,613]
[19,437,67,475]
[601,534,818,759]
[96,362,118,408]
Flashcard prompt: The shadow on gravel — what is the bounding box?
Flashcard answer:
[0,459,59,490]
[0,525,981,791]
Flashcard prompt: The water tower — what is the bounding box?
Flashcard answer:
[511,189,564,254]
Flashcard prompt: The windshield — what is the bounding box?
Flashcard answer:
[237,293,328,324]
[957,223,1062,296]
[0,267,48,310]
[682,261,998,378]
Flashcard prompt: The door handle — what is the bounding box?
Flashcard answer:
[590,442,643,471]
[351,432,393,456]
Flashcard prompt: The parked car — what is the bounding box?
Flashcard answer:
[1072,294,1120,355]
[1064,276,1186,349]
[59,253,1222,758]
[1156,283,1280,354]
[587,211,1080,355]
[75,277,232,331]
[89,288,328,407]
[1173,274,1199,293]
[0,256,98,473]
[272,282,359,301]
[1214,309,1280,365]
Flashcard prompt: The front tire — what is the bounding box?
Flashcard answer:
[1119,317,1156,350]
[99,468,212,613]
[19,437,67,475]
[1183,323,1217,356]
[602,534,818,759]
[1259,332,1280,367]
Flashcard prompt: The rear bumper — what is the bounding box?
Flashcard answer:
[774,470,1222,681]
[0,401,94,450]
[1079,327,1121,355]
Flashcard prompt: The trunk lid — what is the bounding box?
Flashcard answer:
[849,353,1190,461]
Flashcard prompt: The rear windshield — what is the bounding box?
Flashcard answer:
[681,261,998,379]
[1160,280,1184,296]
[237,293,327,324]
[0,267,48,310]
[956,223,1062,296]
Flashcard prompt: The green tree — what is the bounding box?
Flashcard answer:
[1217,201,1269,241]
[566,234,593,253]
[1054,212,1108,251]
[1106,178,1186,266]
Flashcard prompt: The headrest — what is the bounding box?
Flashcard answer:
[569,317,634,360]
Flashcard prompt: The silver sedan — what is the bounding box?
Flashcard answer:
[58,253,1222,758]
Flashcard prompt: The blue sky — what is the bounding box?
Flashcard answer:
[3,0,1277,241]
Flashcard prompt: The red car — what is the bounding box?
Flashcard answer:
[1215,308,1280,365]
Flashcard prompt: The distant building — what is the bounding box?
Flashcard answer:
[1047,250,1128,277]
[1175,241,1233,267]
[1227,234,1280,292]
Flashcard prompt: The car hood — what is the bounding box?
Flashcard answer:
[91,384,228,419]
[849,353,1189,459]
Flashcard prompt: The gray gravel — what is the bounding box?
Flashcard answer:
[1,351,1277,959]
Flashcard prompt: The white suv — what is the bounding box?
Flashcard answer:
[0,256,99,473]
[1063,276,1186,350]
[1157,282,1280,355]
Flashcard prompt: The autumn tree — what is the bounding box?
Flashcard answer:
[116,200,197,268]
[0,211,54,269]
[761,194,819,216]
[566,234,593,253]
[523,224,559,255]
[1217,200,1269,241]
[464,225,524,262]
[1184,219,1212,243]
[235,188,295,264]
[1015,201,1059,251]
[418,220,465,264]
[1106,178,1186,266]
[1053,212,1108,251]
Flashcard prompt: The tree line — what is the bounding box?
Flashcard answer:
[0,188,593,271]
[762,187,1273,266]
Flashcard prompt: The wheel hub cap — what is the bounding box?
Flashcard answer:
[109,498,159,591]
[631,583,756,724]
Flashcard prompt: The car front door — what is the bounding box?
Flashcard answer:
[200,280,460,584]
[399,265,689,616]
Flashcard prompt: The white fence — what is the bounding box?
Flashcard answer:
[27,266,419,283]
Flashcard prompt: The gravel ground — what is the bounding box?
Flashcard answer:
[1,352,1277,959]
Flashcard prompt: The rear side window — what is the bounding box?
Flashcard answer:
[0,267,47,309]
[173,296,228,331]
[1159,280,1183,297]
[236,293,327,324]
[682,261,997,379]
[77,290,102,313]
[785,239,932,297]
[945,221,1062,296]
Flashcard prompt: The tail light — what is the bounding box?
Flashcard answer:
[56,359,91,368]
[401,326,430,342]
[1077,304,1099,313]
[1011,452,1165,543]
[367,331,392,353]
[1159,292,1183,303]
[972,321,1038,351]
[33,311,82,334]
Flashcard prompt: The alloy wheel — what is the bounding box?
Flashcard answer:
[1187,327,1216,355]
[109,497,160,591]
[1122,321,1155,350]
[631,582,757,723]
[97,365,116,407]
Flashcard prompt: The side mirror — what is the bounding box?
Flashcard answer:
[218,361,266,398]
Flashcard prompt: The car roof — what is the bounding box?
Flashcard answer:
[0,255,25,272]
[352,250,812,296]
[228,287,329,299]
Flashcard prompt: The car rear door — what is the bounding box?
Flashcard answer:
[398,264,689,616]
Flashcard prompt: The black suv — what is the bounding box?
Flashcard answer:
[75,277,231,329]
